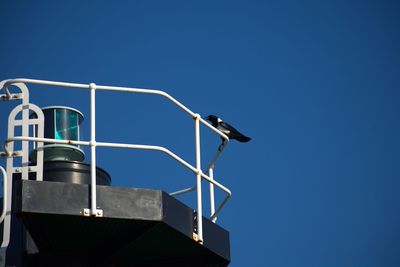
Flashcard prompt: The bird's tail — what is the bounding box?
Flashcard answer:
[237,135,251,142]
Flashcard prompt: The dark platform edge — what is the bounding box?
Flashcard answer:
[10,180,230,266]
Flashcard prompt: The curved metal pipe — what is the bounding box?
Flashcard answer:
[4,136,232,213]
[1,78,233,227]
[2,78,229,141]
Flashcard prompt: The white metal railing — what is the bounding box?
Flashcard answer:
[0,166,7,224]
[1,78,232,243]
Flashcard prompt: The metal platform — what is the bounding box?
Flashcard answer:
[1,78,233,267]
[12,180,230,266]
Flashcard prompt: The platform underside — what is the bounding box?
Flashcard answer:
[13,180,230,267]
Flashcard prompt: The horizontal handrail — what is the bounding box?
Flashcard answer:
[3,137,89,157]
[211,194,230,221]
[3,136,231,212]
[2,78,233,240]
[2,78,229,141]
[96,141,197,174]
[170,186,196,196]
[170,140,227,196]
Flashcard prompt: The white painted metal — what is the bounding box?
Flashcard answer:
[4,136,89,151]
[0,82,46,265]
[3,78,89,89]
[2,78,229,140]
[2,83,31,180]
[5,105,45,173]
[199,172,231,199]
[209,167,216,222]
[4,135,232,222]
[3,137,231,193]
[96,142,197,172]
[194,115,203,243]
[170,140,228,220]
[12,118,42,126]
[21,101,29,180]
[2,104,45,260]
[1,83,28,265]
[0,79,12,99]
[29,105,45,181]
[0,166,7,224]
[1,78,233,245]
[211,194,231,221]
[89,83,97,216]
[169,185,196,196]
[0,165,7,267]
[207,140,227,223]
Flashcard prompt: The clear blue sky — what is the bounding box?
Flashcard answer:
[1,1,400,266]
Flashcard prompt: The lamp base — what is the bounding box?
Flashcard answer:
[30,144,85,163]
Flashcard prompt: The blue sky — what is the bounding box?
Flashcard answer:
[1,1,400,266]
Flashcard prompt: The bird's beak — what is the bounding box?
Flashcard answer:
[204,115,210,121]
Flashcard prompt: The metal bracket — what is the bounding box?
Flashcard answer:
[82,208,90,216]
[192,211,203,244]
[0,151,22,158]
[0,93,23,100]
[82,208,103,217]
[192,233,203,244]
[192,232,199,241]
[13,167,22,173]
[95,209,103,217]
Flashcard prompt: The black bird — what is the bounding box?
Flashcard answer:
[205,115,251,146]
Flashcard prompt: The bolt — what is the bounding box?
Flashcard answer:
[193,233,198,241]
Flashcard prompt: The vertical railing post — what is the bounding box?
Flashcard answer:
[209,167,216,223]
[194,114,203,243]
[0,167,7,224]
[89,83,99,216]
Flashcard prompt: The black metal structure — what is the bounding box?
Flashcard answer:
[30,160,111,185]
[4,180,230,267]
[2,101,232,267]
